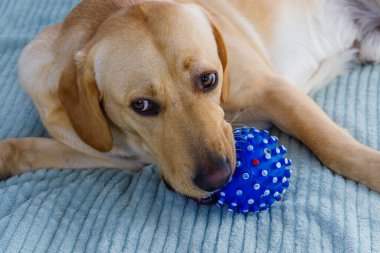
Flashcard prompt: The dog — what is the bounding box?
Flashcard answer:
[0,0,379,202]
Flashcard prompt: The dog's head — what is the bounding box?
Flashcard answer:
[58,1,235,199]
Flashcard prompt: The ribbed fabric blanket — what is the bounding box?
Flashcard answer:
[0,1,379,252]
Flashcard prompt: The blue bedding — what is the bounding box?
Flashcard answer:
[0,1,379,252]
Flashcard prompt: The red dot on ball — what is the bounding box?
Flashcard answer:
[252,159,260,166]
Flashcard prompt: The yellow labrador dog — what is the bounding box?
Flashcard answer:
[1,0,379,201]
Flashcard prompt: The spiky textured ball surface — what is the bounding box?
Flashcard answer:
[215,127,292,213]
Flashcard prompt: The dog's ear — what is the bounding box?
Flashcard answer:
[210,21,230,104]
[58,51,113,152]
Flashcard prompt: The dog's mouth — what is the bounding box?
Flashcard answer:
[193,193,218,205]
[163,178,218,204]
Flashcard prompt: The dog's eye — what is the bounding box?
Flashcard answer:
[131,99,159,116]
[199,72,218,92]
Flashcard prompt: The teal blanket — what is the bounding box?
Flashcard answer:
[0,1,379,252]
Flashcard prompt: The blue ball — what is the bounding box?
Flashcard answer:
[214,127,292,213]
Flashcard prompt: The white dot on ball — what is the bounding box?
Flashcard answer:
[276,148,280,154]
[273,177,278,183]
[282,177,287,183]
[236,161,241,167]
[276,162,281,168]
[263,139,268,144]
[247,145,254,151]
[254,184,260,190]
[260,203,266,208]
[242,173,249,180]
[274,192,280,197]
[262,170,268,176]
[232,203,237,207]
[282,189,287,194]
[236,190,243,196]
[248,199,254,204]
[265,154,272,160]
[218,200,224,205]
[264,190,270,196]
[220,192,226,197]
[248,134,254,138]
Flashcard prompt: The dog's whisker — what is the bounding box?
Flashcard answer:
[229,108,255,126]
[231,123,249,127]
[235,141,250,145]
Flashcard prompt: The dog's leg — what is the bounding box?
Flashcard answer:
[0,138,143,179]
[228,79,380,192]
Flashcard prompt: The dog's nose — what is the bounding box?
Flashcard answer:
[193,157,232,192]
